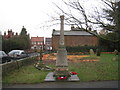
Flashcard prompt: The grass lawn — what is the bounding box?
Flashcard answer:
[2,65,50,84]
[69,54,119,81]
[2,53,119,84]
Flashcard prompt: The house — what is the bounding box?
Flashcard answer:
[3,29,18,39]
[52,27,99,50]
[3,26,30,39]
[45,38,52,51]
[31,37,44,50]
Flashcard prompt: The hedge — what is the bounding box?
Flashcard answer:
[66,46,98,53]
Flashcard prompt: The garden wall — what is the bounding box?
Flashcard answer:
[2,56,37,76]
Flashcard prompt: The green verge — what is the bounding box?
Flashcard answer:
[2,54,119,84]
[2,65,49,84]
[69,53,119,81]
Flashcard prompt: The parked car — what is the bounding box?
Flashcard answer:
[0,51,12,64]
[8,50,28,60]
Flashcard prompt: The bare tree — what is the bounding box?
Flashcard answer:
[49,0,119,42]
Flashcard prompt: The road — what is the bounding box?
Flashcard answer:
[3,80,119,88]
[0,52,40,65]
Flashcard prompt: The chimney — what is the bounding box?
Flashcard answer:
[71,24,74,30]
[8,29,13,38]
[4,32,6,38]
[12,32,14,36]
[16,32,18,36]
[4,32,6,36]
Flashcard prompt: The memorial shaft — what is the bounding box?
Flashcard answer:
[56,15,68,67]
[60,15,64,46]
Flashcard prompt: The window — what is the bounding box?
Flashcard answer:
[40,42,43,44]
[32,42,34,44]
[46,41,51,45]
[34,41,36,44]
[21,52,25,54]
[38,41,43,45]
[32,41,36,44]
[38,42,40,44]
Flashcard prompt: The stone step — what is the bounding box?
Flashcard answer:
[44,72,80,82]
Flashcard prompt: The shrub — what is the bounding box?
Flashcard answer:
[66,46,98,54]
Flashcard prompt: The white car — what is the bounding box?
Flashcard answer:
[8,50,28,60]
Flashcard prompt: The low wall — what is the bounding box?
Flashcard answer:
[2,56,37,76]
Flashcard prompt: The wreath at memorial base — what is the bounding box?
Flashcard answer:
[53,70,78,80]
[53,69,71,80]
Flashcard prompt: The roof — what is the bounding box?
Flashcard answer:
[52,30,93,36]
[31,37,44,42]
[45,38,52,42]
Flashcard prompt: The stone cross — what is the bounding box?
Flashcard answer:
[56,15,68,67]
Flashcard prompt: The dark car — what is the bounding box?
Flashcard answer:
[0,51,12,64]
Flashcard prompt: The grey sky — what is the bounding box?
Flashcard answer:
[0,0,114,38]
[0,0,56,37]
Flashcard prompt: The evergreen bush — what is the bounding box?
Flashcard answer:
[66,46,98,54]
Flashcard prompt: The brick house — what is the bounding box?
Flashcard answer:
[4,29,18,39]
[52,27,99,50]
[31,37,44,50]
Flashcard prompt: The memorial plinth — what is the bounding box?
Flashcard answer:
[44,15,79,81]
[45,72,80,81]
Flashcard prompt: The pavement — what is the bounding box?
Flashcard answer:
[3,80,119,88]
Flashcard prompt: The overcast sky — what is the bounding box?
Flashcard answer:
[0,0,118,38]
[0,0,57,38]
